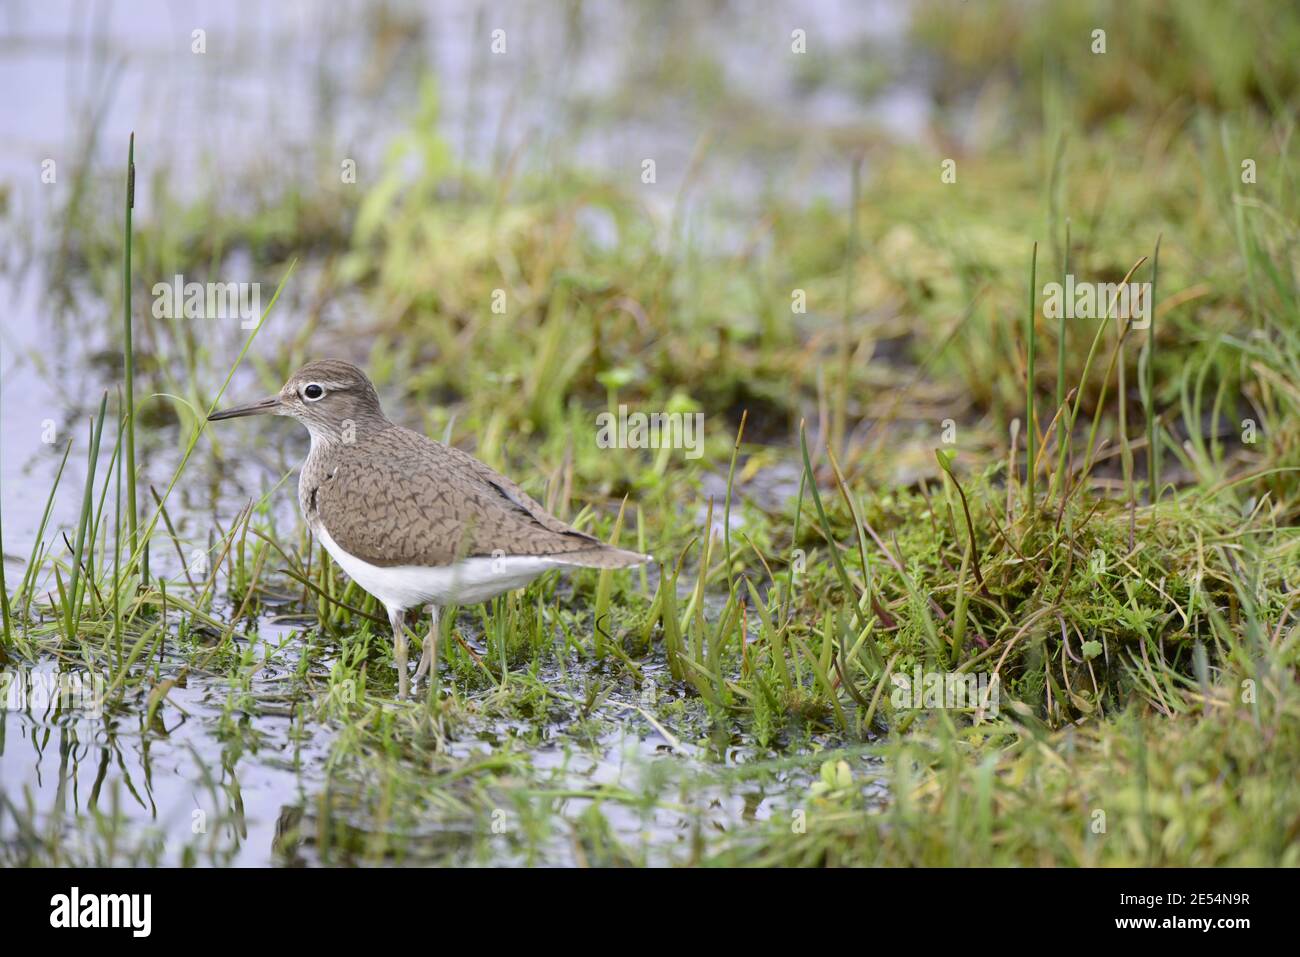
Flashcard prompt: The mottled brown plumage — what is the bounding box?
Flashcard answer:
[302,421,644,569]
[209,358,650,697]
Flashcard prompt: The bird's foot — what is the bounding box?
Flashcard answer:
[414,633,435,683]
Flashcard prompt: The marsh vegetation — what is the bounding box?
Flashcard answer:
[1,0,1297,866]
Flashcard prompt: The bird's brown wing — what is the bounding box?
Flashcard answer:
[314,426,604,568]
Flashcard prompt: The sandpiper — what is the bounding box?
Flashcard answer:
[208,359,650,698]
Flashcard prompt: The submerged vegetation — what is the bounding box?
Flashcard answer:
[2,0,1298,866]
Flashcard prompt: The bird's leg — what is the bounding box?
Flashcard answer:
[415,605,440,685]
[387,606,409,700]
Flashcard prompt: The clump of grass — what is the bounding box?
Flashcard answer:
[718,551,1300,866]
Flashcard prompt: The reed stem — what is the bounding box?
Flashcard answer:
[123,133,144,585]
[1025,242,1038,513]
[1147,234,1162,503]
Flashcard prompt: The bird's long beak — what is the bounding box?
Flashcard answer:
[207,395,281,421]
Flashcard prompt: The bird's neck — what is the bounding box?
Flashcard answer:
[304,411,392,456]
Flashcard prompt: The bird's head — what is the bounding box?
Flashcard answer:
[208,359,389,445]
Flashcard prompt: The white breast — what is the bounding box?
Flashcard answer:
[315,525,559,613]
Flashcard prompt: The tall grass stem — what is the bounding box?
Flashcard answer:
[123,133,143,584]
[1025,242,1038,512]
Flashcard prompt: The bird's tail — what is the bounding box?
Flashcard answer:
[552,545,652,569]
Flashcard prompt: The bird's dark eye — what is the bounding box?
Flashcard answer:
[303,384,325,400]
